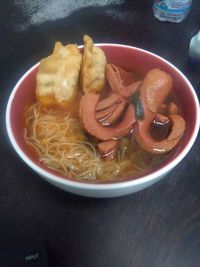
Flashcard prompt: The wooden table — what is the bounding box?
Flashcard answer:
[1,1,200,266]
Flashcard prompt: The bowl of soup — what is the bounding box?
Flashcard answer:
[6,36,200,197]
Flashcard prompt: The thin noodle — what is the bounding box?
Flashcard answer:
[24,103,140,181]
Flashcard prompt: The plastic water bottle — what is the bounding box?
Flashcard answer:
[189,31,200,60]
[188,31,200,66]
[153,0,192,23]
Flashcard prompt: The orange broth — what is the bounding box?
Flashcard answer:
[24,68,182,182]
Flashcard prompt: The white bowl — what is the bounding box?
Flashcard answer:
[6,44,200,197]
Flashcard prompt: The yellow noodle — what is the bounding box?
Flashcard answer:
[24,103,139,181]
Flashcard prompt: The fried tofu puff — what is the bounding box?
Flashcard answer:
[80,35,107,94]
[36,42,82,108]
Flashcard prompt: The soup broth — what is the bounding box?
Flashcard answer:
[24,68,180,182]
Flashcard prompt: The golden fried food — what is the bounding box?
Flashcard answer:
[36,42,82,108]
[80,35,106,94]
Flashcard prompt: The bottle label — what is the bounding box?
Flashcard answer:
[154,0,192,14]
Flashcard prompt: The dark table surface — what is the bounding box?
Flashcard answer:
[1,1,200,266]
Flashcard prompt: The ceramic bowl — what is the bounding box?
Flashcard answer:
[6,44,200,197]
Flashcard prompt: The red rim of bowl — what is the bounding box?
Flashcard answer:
[5,43,200,191]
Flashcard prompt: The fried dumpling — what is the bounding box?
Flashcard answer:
[80,35,106,94]
[36,42,82,108]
